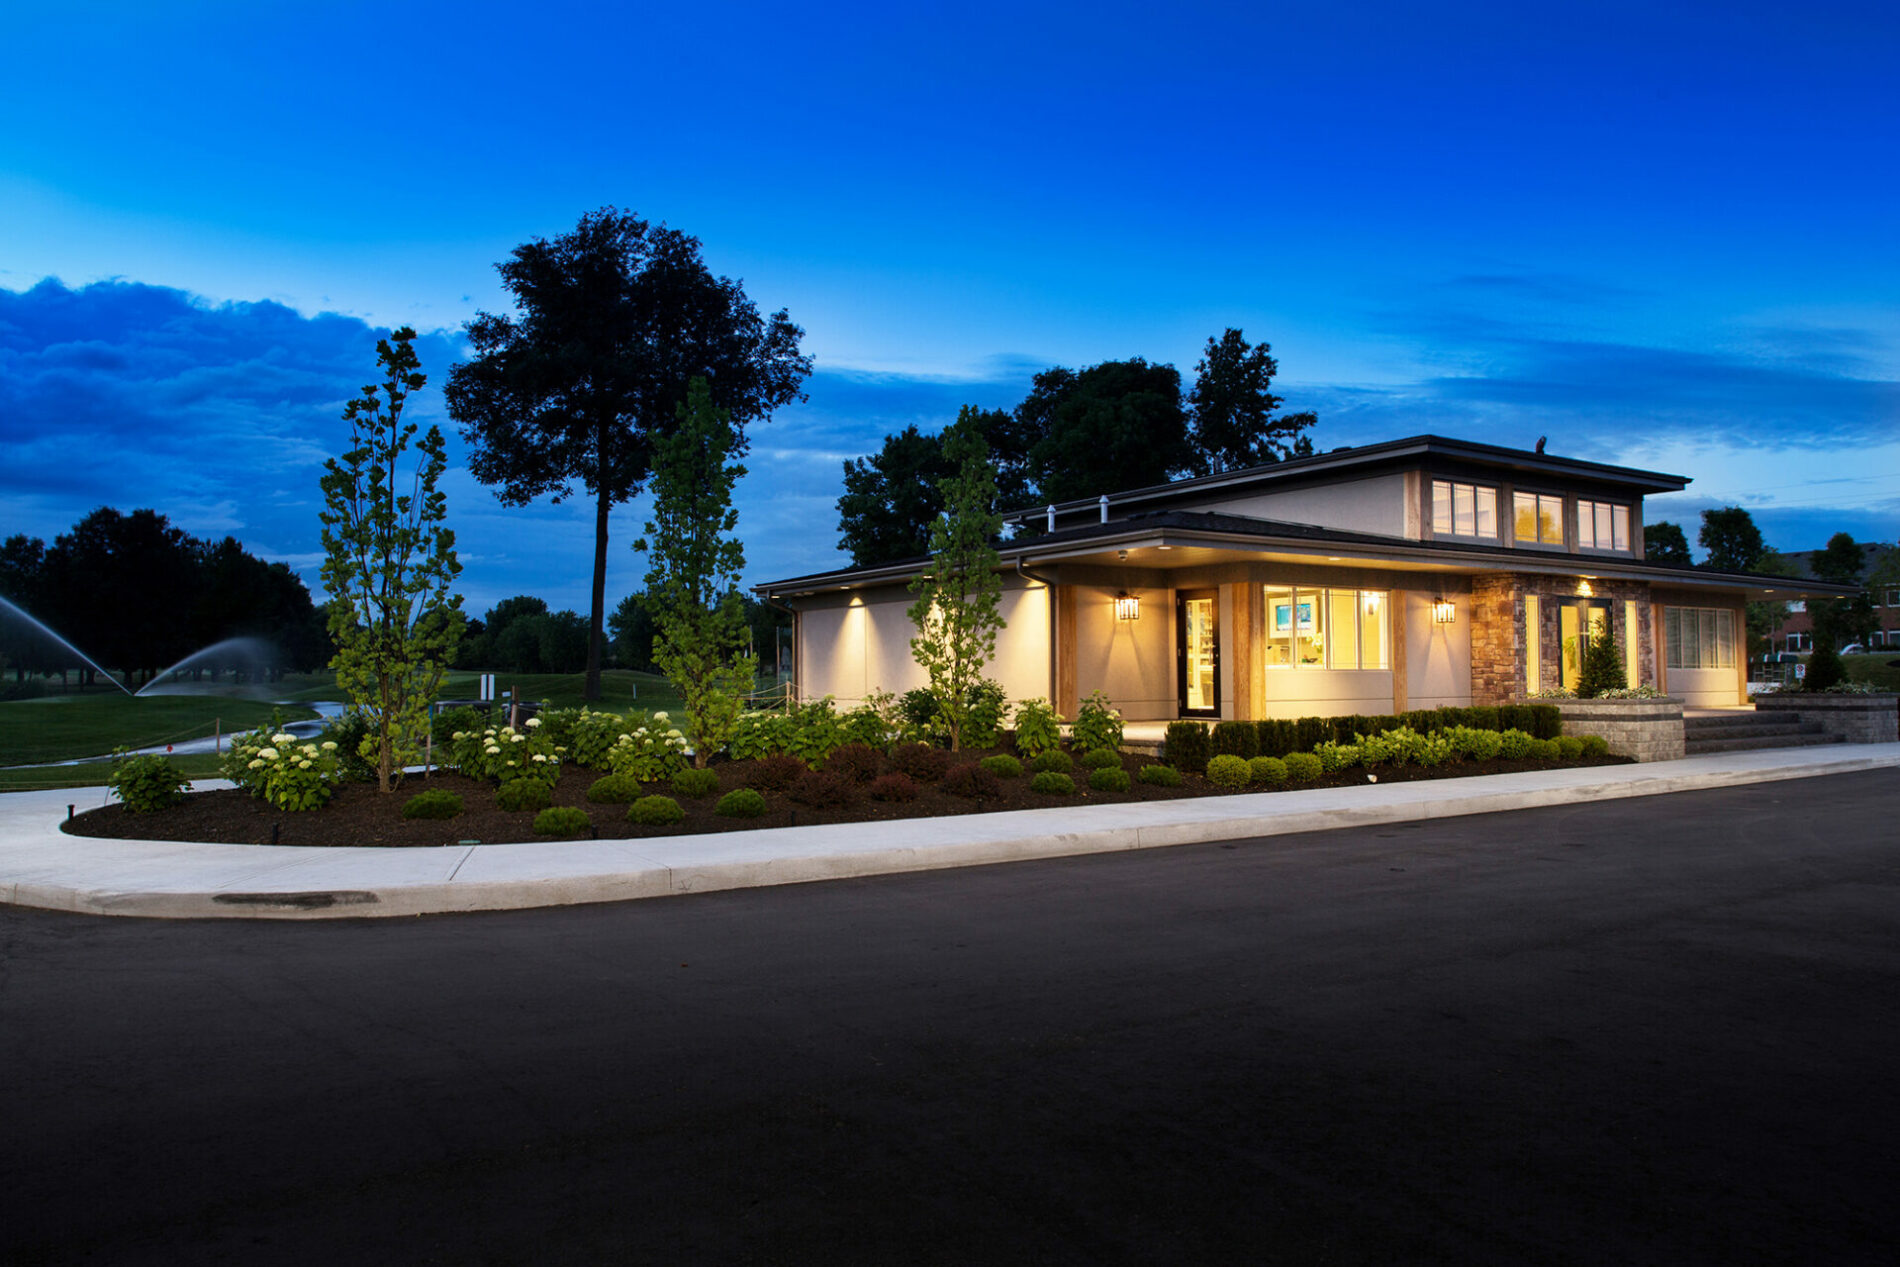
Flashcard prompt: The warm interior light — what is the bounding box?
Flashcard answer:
[1433,596,1456,624]
[1362,592,1381,613]
[1114,591,1140,621]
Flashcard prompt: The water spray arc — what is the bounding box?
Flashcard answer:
[0,595,134,695]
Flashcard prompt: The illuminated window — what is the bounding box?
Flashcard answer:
[1513,492,1565,546]
[1263,586,1388,669]
[1664,608,1736,669]
[1577,499,1629,551]
[1431,480,1498,539]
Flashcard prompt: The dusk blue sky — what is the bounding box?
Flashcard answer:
[4,1,1897,618]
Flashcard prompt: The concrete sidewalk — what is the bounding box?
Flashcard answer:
[4,744,1896,920]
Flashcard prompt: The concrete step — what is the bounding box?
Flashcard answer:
[1683,722,1821,741]
[1683,712,1804,733]
[1685,731,1846,755]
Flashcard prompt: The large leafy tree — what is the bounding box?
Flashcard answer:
[1697,506,1768,573]
[835,409,1026,568]
[1811,531,1878,649]
[1643,520,1693,567]
[1186,328,1316,473]
[1022,358,1193,505]
[319,327,464,793]
[638,378,757,768]
[908,409,1006,750]
[446,208,811,703]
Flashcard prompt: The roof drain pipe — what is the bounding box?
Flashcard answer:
[1046,504,1056,532]
[1099,494,1109,523]
[1016,556,1063,709]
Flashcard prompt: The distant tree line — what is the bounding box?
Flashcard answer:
[836,328,1317,567]
[457,589,785,677]
[0,508,328,687]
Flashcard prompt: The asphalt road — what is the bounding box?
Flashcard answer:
[2,770,1896,1265]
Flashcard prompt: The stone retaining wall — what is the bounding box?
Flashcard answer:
[1552,698,1685,762]
[1754,694,1899,744]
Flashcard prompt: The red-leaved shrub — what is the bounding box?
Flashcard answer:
[868,772,918,802]
[787,770,860,808]
[941,763,1003,800]
[825,742,884,783]
[746,754,808,792]
[888,742,950,783]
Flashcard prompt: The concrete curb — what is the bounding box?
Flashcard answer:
[4,745,1896,920]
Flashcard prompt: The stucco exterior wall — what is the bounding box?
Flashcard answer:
[794,582,1052,708]
[1663,668,1741,707]
[1258,668,1394,719]
[1405,590,1472,710]
[1188,473,1409,538]
[1071,582,1175,719]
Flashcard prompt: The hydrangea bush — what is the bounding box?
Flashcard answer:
[606,712,689,782]
[450,718,563,787]
[224,728,342,811]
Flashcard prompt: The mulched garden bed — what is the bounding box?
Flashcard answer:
[64,746,1635,848]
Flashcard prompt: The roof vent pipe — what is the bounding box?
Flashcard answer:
[1099,494,1109,523]
[1046,505,1056,532]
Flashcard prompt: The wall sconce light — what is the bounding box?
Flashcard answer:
[1433,596,1456,624]
[1114,591,1140,622]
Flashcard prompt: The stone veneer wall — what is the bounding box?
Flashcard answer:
[1552,698,1685,762]
[1470,572,1657,704]
[1754,694,1899,744]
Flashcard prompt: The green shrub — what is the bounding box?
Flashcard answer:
[1088,766,1131,793]
[1445,726,1503,761]
[1211,721,1258,760]
[320,710,378,783]
[1283,752,1322,784]
[402,789,463,819]
[629,794,685,825]
[1137,764,1182,787]
[1165,721,1210,774]
[1555,735,1585,760]
[1532,738,1562,761]
[1497,728,1536,759]
[557,708,630,770]
[899,687,941,738]
[586,773,643,803]
[1205,754,1252,788]
[1313,741,1361,773]
[788,770,860,808]
[868,772,917,802]
[1011,697,1063,757]
[1465,705,1502,732]
[1031,749,1074,774]
[1805,643,1847,692]
[1498,704,1533,735]
[731,708,795,760]
[1293,717,1329,753]
[964,679,1009,749]
[1579,734,1610,758]
[1070,690,1124,754]
[224,726,341,811]
[1029,770,1075,796]
[671,767,722,799]
[1575,630,1628,698]
[942,763,1003,799]
[496,779,552,813]
[604,711,688,782]
[1254,718,1297,758]
[534,805,593,837]
[107,750,190,813]
[453,719,564,786]
[889,742,950,782]
[747,754,808,791]
[979,754,1023,778]
[1079,747,1120,771]
[1248,756,1287,785]
[714,788,768,818]
[789,696,848,765]
[826,742,885,783]
[1529,704,1563,740]
[841,694,898,749]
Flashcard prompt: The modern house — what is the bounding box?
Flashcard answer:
[757,435,1855,720]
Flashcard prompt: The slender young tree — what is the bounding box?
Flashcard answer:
[319,328,463,793]
[908,409,1007,750]
[446,209,809,702]
[1187,328,1316,473]
[638,378,756,769]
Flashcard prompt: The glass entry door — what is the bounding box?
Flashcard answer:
[1559,600,1611,692]
[1176,590,1220,718]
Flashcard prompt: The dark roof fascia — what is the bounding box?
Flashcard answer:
[756,511,1857,599]
[999,434,1690,524]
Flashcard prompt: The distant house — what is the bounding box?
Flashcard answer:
[1768,542,1899,653]
[758,435,1853,716]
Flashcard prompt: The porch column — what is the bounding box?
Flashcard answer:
[1055,585,1078,717]
[1391,596,1408,713]
[1226,582,1254,721]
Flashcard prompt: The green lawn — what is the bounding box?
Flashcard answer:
[0,753,227,793]
[0,695,315,767]
[436,669,686,713]
[1843,652,1900,691]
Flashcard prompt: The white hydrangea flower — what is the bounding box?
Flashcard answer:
[511,734,525,743]
[525,717,542,728]
[485,745,501,755]
[273,732,295,744]
[531,754,548,763]
[668,729,683,740]
[451,731,466,741]
[259,748,278,760]
[298,760,312,769]
[247,759,263,770]
[321,741,338,751]
[653,711,669,721]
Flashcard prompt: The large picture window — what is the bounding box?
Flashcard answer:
[1513,492,1565,546]
[1431,480,1498,539]
[1576,499,1629,551]
[1263,586,1389,670]
[1664,607,1735,669]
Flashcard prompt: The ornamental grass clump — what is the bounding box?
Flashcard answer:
[496,779,552,813]
[1248,756,1287,786]
[402,789,463,820]
[1029,770,1075,796]
[1088,766,1131,793]
[979,754,1023,779]
[1283,752,1322,784]
[629,795,686,826]
[107,750,190,813]
[1137,764,1182,787]
[534,806,592,837]
[1205,754,1252,788]
[715,788,768,818]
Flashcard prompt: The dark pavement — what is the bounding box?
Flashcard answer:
[2,770,1896,1265]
